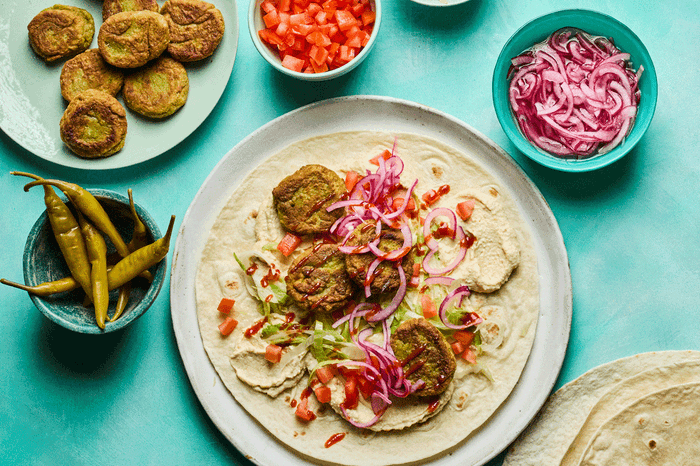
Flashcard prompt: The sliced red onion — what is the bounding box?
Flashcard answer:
[422,226,468,276]
[423,207,457,250]
[367,264,406,322]
[438,284,474,329]
[424,276,455,286]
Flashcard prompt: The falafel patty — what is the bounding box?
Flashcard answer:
[285,243,356,314]
[272,165,346,235]
[103,0,160,21]
[60,49,125,102]
[27,5,94,62]
[59,89,127,158]
[123,56,189,118]
[345,221,415,295]
[98,10,170,68]
[390,318,456,397]
[160,0,225,62]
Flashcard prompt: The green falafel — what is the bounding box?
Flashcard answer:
[123,56,189,118]
[391,318,457,397]
[28,5,94,62]
[272,165,346,235]
[285,243,356,314]
[344,221,414,295]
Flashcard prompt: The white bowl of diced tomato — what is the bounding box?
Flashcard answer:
[249,0,381,81]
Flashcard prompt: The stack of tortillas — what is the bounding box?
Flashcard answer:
[504,351,700,465]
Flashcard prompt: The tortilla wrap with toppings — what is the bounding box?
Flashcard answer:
[195,131,539,465]
[503,350,700,466]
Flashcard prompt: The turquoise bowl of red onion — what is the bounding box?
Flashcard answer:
[492,9,658,172]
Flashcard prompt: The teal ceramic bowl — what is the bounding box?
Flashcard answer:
[492,9,658,172]
[249,0,381,81]
[22,189,166,334]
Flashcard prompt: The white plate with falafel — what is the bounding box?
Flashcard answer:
[0,0,238,169]
[170,95,572,466]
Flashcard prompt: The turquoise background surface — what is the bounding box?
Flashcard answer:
[1,0,698,464]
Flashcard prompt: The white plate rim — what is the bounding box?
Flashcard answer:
[170,95,572,466]
[0,0,239,170]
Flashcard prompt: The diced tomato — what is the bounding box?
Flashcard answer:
[453,330,475,346]
[315,10,328,24]
[277,232,302,256]
[217,297,235,314]
[306,2,322,16]
[357,376,374,399]
[369,149,392,165]
[412,263,421,278]
[308,45,329,66]
[314,385,331,404]
[265,344,283,363]
[350,2,364,16]
[282,55,304,71]
[361,10,375,26]
[392,196,416,212]
[421,294,437,319]
[316,365,335,384]
[295,396,316,421]
[334,9,357,31]
[456,199,476,221]
[461,346,477,364]
[345,170,360,192]
[258,29,284,47]
[289,12,312,25]
[278,0,292,11]
[422,189,440,206]
[218,317,238,336]
[342,376,359,409]
[263,9,281,28]
[261,1,276,13]
[451,341,465,355]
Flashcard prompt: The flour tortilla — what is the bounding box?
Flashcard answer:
[195,132,539,465]
[503,351,700,466]
[560,360,700,465]
[578,381,700,466]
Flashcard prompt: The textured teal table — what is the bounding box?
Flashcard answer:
[2,0,698,464]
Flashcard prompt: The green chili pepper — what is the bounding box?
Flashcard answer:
[0,277,80,296]
[12,172,93,302]
[107,215,175,290]
[77,211,109,329]
[109,282,131,322]
[127,189,150,251]
[23,178,131,258]
[110,189,153,322]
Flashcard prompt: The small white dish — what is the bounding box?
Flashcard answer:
[248,0,381,81]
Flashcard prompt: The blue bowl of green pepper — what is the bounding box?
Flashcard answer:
[22,189,166,334]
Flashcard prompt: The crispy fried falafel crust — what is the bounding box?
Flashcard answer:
[391,318,457,397]
[285,243,356,314]
[345,221,415,294]
[60,49,124,101]
[272,164,346,235]
[98,10,170,68]
[102,0,160,21]
[123,56,189,118]
[161,0,225,62]
[59,89,127,158]
[27,5,94,62]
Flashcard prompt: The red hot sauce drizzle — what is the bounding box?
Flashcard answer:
[244,316,268,338]
[325,432,346,448]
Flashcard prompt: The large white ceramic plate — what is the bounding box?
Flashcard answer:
[170,96,572,466]
[0,0,238,170]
